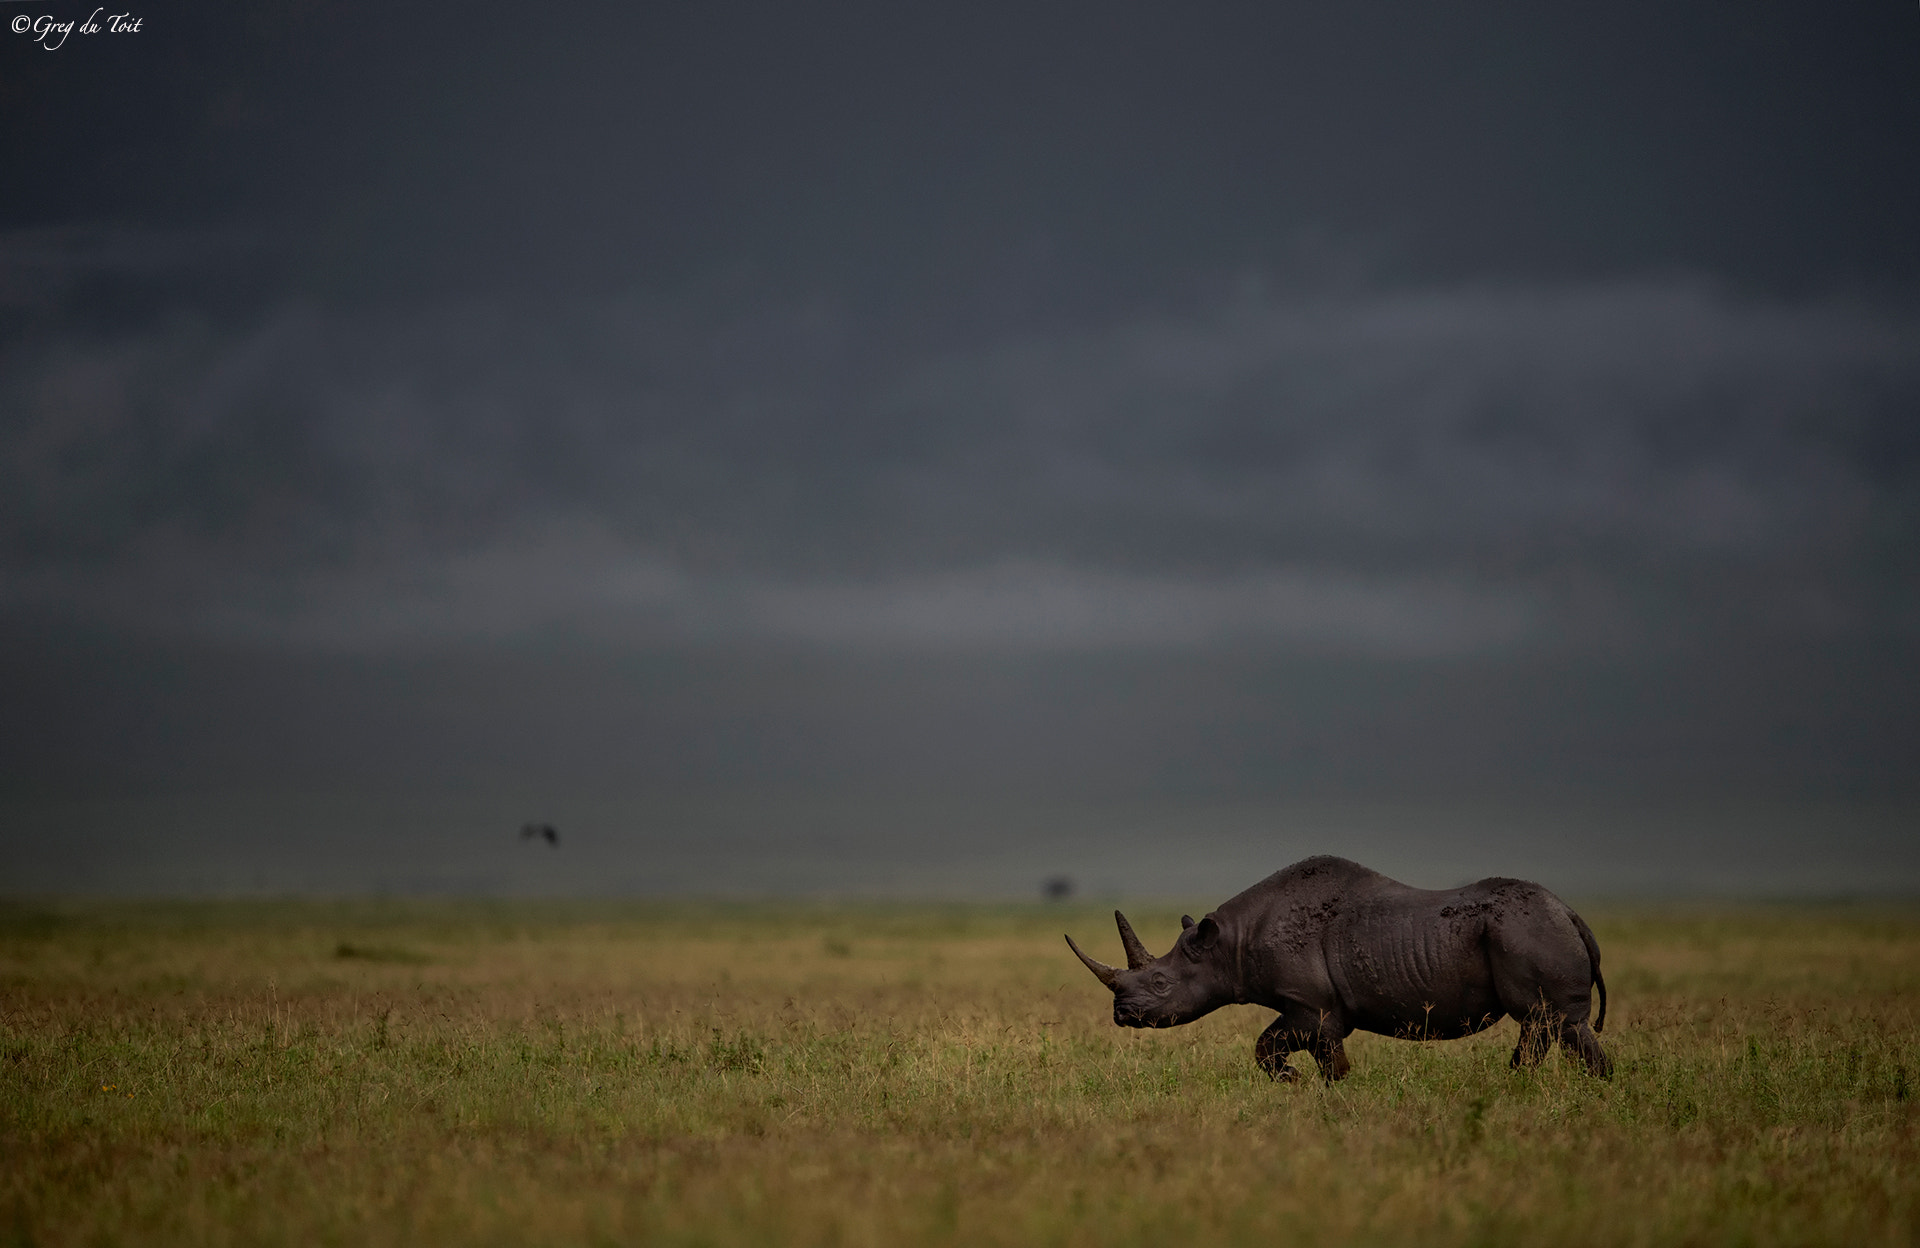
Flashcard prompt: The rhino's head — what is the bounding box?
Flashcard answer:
[1065,911,1239,1029]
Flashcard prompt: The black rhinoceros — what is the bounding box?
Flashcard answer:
[1066,855,1610,1080]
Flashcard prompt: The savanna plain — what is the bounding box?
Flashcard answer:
[2,894,1916,1246]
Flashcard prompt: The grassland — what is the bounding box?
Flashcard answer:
[2,898,1916,1246]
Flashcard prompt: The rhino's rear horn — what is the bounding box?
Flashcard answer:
[1065,934,1119,988]
[1115,910,1153,970]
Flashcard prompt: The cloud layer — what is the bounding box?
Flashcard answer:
[4,233,1916,654]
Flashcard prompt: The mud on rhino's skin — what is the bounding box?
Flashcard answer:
[1065,855,1611,1081]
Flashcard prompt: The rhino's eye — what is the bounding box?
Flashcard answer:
[1150,972,1171,994]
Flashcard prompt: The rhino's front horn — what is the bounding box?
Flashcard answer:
[1065,934,1119,988]
[1115,910,1153,970]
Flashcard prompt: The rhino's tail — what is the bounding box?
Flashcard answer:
[1569,908,1606,1033]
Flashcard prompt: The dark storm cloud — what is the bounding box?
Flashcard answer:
[4,229,1916,655]
[5,4,1920,892]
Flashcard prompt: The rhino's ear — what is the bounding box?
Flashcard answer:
[1193,915,1221,951]
[1180,914,1195,930]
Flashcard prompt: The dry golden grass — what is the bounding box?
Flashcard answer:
[2,898,1917,1246]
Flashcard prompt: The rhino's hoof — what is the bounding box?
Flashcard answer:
[1265,1064,1301,1084]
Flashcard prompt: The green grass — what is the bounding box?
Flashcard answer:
[2,898,1917,1246]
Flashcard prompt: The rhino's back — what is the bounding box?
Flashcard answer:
[1231,854,1387,911]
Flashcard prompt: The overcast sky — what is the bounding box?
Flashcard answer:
[3,3,1918,893]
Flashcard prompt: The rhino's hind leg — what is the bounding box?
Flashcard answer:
[1511,1008,1612,1078]
[1561,1018,1612,1079]
[1510,1012,1554,1069]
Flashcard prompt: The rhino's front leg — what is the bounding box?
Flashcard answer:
[1255,1007,1352,1083]
[1254,1017,1302,1082]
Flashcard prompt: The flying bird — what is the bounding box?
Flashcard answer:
[519,822,560,847]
